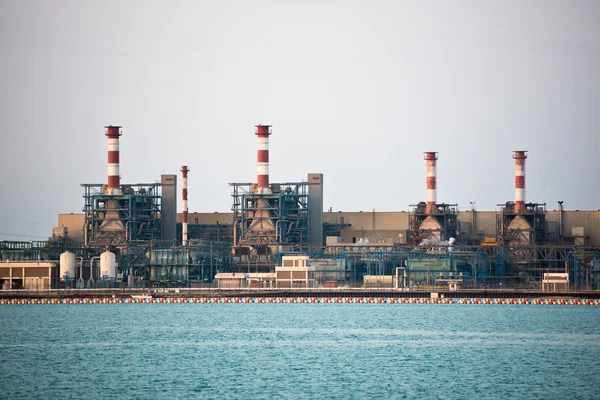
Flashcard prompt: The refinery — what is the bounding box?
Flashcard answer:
[1,125,599,293]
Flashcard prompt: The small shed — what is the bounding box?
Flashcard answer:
[542,273,569,291]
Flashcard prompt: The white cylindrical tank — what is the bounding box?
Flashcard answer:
[60,251,76,279]
[100,251,117,279]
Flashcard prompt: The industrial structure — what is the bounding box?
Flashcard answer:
[497,151,546,245]
[181,166,189,247]
[1,125,599,292]
[409,152,459,244]
[229,125,322,271]
[82,126,165,247]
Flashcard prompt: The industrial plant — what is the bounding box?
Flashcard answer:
[1,125,599,292]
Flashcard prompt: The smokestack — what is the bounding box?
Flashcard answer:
[181,166,189,246]
[255,125,272,194]
[99,125,124,233]
[425,152,438,214]
[513,150,527,213]
[105,125,122,195]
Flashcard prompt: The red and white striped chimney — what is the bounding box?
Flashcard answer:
[513,150,527,214]
[105,125,122,195]
[425,152,438,214]
[181,165,189,246]
[255,125,272,194]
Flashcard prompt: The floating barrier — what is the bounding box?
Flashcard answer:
[1,297,599,305]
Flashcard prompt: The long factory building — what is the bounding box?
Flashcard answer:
[1,125,599,291]
[54,208,600,248]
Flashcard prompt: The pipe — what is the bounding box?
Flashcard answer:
[136,222,147,238]
[128,267,134,288]
[181,166,189,246]
[275,220,283,243]
[394,266,408,289]
[513,150,527,214]
[77,256,84,284]
[105,125,122,195]
[87,256,100,285]
[255,125,272,194]
[424,152,438,214]
[286,221,295,236]
[125,221,131,242]
[558,201,564,239]
[83,220,89,246]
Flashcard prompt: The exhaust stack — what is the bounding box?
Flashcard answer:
[181,166,189,246]
[100,125,124,233]
[255,125,272,194]
[513,150,527,214]
[105,125,122,195]
[425,152,438,214]
[246,125,275,237]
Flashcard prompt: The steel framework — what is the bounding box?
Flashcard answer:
[176,223,234,243]
[119,240,233,284]
[231,182,309,246]
[276,249,488,288]
[567,251,600,290]
[409,202,459,243]
[82,183,162,247]
[0,240,92,261]
[497,202,546,244]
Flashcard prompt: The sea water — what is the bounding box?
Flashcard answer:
[1,304,599,399]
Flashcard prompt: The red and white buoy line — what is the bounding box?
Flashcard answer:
[1,297,599,305]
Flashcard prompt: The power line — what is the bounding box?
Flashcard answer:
[0,219,55,227]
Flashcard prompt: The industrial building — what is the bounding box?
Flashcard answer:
[1,125,599,291]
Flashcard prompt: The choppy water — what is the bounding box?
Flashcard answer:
[1,304,599,399]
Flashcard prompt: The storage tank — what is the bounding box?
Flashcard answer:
[100,251,117,279]
[60,251,76,279]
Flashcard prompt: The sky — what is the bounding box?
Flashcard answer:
[0,0,598,241]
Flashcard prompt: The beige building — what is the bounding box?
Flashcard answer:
[215,272,275,289]
[0,261,57,290]
[53,214,85,240]
[363,275,395,288]
[324,209,600,245]
[53,209,600,246]
[276,256,315,288]
[542,273,569,291]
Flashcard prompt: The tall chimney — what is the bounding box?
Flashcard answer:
[105,125,122,195]
[181,166,189,246]
[513,150,527,214]
[425,152,438,214]
[255,125,272,194]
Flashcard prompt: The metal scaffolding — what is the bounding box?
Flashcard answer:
[1,239,599,290]
[0,240,91,262]
[176,223,234,243]
[409,202,459,244]
[276,249,488,288]
[230,181,309,270]
[567,251,600,290]
[82,183,162,247]
[497,202,547,244]
[120,239,233,285]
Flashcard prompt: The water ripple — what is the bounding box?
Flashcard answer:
[1,304,599,399]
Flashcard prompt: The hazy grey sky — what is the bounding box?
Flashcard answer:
[1,0,598,240]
